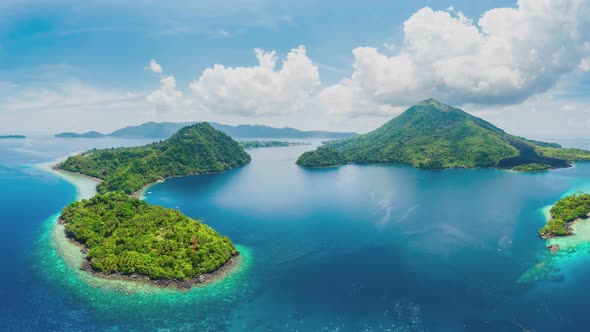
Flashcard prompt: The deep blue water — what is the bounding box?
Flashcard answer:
[1,136,590,331]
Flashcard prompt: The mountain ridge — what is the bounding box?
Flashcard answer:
[55,122,358,140]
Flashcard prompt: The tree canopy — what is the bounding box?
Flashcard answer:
[540,193,590,237]
[61,192,238,280]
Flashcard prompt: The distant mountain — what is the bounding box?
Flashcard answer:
[209,123,357,139]
[109,122,191,138]
[297,99,590,169]
[56,122,357,140]
[58,123,251,194]
[0,135,26,139]
[55,131,106,138]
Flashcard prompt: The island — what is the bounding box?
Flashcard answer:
[296,99,590,170]
[55,131,106,138]
[540,193,590,239]
[58,122,251,195]
[60,192,238,288]
[512,163,552,172]
[0,135,26,139]
[239,141,310,149]
[55,123,251,288]
[55,121,358,140]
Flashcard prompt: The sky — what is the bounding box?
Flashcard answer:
[1,0,589,140]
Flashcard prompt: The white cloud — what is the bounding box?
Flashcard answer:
[148,58,163,74]
[145,59,186,111]
[0,78,149,134]
[189,46,320,116]
[319,0,590,116]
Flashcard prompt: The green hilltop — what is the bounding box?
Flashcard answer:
[58,122,251,194]
[297,99,590,169]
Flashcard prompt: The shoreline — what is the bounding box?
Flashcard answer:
[40,157,243,291]
[131,179,163,199]
[542,204,590,253]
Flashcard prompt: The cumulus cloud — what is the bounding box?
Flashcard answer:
[320,0,590,116]
[145,59,186,111]
[189,46,320,116]
[148,58,163,74]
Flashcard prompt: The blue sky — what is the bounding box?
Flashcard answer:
[1,0,589,139]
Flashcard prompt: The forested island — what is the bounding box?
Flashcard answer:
[58,123,251,195]
[296,99,590,170]
[0,135,26,139]
[540,193,590,238]
[239,141,310,149]
[56,123,250,288]
[61,192,238,286]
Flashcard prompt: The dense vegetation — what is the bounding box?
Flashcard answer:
[240,141,310,149]
[61,192,237,280]
[296,99,590,170]
[58,123,251,194]
[296,147,349,167]
[540,193,590,238]
[512,163,551,172]
[536,147,590,161]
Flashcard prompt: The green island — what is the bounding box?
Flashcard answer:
[0,135,26,139]
[58,123,251,195]
[540,193,590,238]
[61,192,238,285]
[239,140,310,149]
[55,123,251,288]
[296,99,590,169]
[512,163,551,172]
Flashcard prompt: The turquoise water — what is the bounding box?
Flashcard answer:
[1,137,590,331]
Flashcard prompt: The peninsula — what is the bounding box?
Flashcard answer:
[56,123,251,288]
[58,122,251,195]
[296,99,590,170]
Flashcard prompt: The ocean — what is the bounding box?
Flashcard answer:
[1,136,590,331]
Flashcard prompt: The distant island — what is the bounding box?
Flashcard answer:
[239,141,310,149]
[296,99,590,170]
[55,121,357,140]
[56,123,250,288]
[55,131,105,138]
[540,193,590,239]
[58,123,251,195]
[0,135,26,139]
[61,192,238,288]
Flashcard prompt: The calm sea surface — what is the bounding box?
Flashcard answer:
[1,136,590,331]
